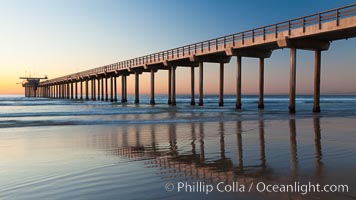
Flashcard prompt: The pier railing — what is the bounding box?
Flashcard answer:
[42,4,356,84]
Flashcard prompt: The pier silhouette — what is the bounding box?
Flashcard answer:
[28,5,356,113]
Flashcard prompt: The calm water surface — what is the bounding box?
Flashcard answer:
[0,95,355,200]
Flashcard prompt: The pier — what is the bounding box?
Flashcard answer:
[20,76,48,97]
[33,5,356,113]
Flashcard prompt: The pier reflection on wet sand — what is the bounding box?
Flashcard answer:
[2,111,356,200]
[99,115,354,200]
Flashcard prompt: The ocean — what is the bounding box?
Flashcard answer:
[0,94,355,200]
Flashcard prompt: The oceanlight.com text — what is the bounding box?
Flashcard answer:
[164,181,349,195]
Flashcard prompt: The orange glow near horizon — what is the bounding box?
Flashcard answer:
[3,55,355,96]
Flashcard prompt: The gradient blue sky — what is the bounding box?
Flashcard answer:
[0,0,355,94]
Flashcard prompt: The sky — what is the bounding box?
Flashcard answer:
[0,0,355,95]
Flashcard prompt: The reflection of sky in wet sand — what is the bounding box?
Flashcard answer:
[1,115,355,200]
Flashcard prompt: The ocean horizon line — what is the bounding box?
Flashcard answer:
[1,92,356,96]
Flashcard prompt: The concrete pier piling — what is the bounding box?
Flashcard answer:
[134,72,140,104]
[97,78,100,100]
[168,68,172,105]
[219,63,224,107]
[258,58,264,109]
[70,82,73,99]
[101,78,104,101]
[91,80,94,100]
[114,76,117,102]
[75,82,78,99]
[105,77,108,101]
[85,79,89,100]
[150,70,155,105]
[190,66,195,106]
[121,75,126,103]
[67,83,70,99]
[80,81,83,100]
[93,79,96,101]
[289,48,297,114]
[171,66,176,106]
[313,50,321,113]
[236,56,242,110]
[198,62,203,106]
[121,75,125,103]
[110,76,114,102]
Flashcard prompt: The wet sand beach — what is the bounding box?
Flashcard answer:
[0,95,355,200]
